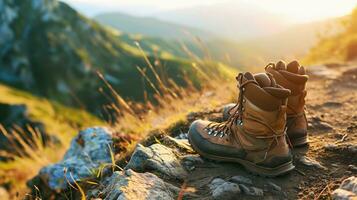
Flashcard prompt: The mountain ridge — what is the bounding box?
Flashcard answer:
[95,11,217,40]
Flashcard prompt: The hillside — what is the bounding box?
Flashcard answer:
[94,12,216,40]
[0,0,233,115]
[305,7,357,63]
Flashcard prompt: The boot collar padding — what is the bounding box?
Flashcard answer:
[243,83,289,112]
[266,68,306,95]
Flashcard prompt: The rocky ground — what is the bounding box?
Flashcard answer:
[24,63,357,200]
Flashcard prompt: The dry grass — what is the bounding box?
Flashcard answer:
[0,40,237,199]
[0,124,65,198]
[0,84,103,198]
[99,42,236,139]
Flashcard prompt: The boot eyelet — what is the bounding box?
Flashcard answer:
[243,99,246,103]
[242,88,245,92]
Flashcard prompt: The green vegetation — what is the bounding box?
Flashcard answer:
[305,7,357,63]
[1,0,234,116]
[0,83,104,196]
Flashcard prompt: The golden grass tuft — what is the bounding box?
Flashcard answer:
[0,39,238,199]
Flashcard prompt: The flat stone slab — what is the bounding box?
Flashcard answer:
[101,169,180,200]
[125,143,187,180]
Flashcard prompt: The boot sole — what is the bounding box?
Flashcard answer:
[291,136,308,147]
[188,134,295,177]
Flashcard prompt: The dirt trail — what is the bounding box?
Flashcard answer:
[177,63,357,199]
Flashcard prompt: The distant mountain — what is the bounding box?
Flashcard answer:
[0,0,232,114]
[108,17,337,68]
[152,1,289,40]
[94,12,216,40]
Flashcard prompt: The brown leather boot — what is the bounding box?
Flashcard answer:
[265,60,309,147]
[223,61,309,147]
[189,72,294,176]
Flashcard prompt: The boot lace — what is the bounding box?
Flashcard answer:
[204,73,258,138]
[204,72,288,163]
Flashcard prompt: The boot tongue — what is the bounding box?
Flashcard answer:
[254,72,291,99]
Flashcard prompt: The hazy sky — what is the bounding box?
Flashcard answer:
[62,0,356,23]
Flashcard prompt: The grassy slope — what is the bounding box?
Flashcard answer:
[0,83,104,195]
[304,7,357,64]
[0,83,103,143]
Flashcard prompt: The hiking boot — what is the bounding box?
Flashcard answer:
[223,61,309,147]
[189,72,294,176]
[265,60,309,146]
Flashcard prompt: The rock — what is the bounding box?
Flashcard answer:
[209,178,241,200]
[264,181,282,192]
[348,165,357,171]
[101,169,180,200]
[36,127,113,190]
[161,136,193,153]
[299,156,327,170]
[309,117,333,131]
[182,155,204,165]
[0,187,9,200]
[332,189,356,200]
[239,184,264,196]
[230,175,253,185]
[210,178,226,188]
[241,186,263,197]
[324,143,357,154]
[348,145,357,154]
[125,143,187,180]
[175,133,188,140]
[181,155,204,171]
[332,176,357,200]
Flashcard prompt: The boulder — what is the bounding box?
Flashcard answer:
[35,127,113,190]
[332,176,357,200]
[100,169,180,200]
[125,143,187,180]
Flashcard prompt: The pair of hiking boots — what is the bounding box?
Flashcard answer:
[188,60,308,176]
